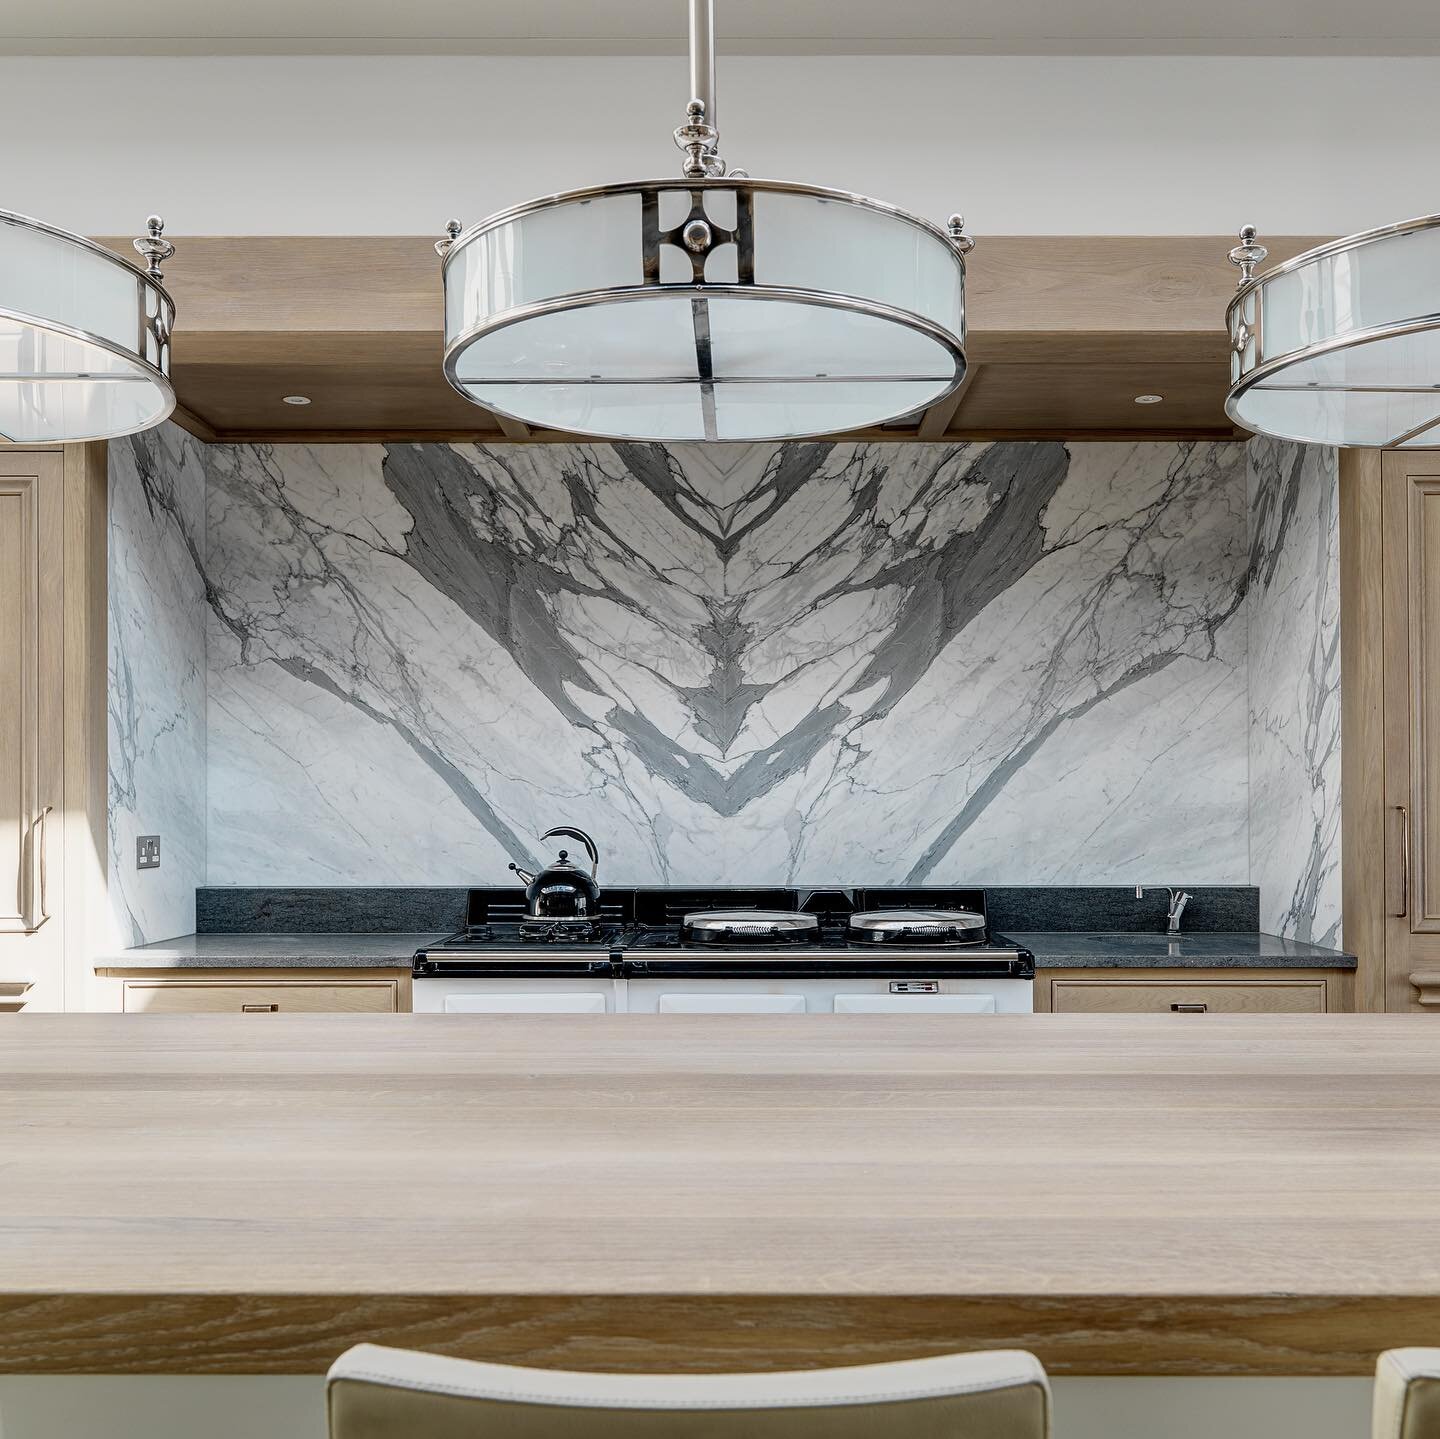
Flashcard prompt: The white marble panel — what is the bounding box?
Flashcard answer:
[107,426,208,944]
[1246,438,1342,945]
[197,437,1253,886]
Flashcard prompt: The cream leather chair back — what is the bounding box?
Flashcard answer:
[327,1344,1050,1439]
[1376,1351,1440,1438]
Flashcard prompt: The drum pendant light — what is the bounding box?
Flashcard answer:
[436,0,973,443]
[0,213,176,443]
[1226,217,1440,448]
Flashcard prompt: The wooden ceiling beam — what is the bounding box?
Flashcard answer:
[92,234,1326,442]
[916,364,980,441]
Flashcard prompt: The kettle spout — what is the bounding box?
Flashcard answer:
[508,861,537,885]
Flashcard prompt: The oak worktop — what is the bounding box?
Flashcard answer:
[3,1013,1438,1377]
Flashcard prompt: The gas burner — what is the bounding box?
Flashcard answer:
[847,908,988,947]
[518,918,602,943]
[681,909,819,947]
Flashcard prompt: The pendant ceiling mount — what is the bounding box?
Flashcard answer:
[1226,215,1440,448]
[438,0,972,443]
[0,211,176,444]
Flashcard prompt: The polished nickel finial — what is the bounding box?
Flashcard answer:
[1228,225,1268,288]
[674,98,724,179]
[435,219,463,259]
[947,213,976,256]
[132,215,174,282]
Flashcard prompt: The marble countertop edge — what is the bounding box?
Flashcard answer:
[96,934,445,969]
[98,930,1356,971]
[1013,931,1356,970]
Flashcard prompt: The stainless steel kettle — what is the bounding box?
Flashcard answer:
[508,827,602,920]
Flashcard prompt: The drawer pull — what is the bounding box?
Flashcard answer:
[1170,1002,1208,1013]
[1394,805,1411,918]
[241,1003,279,1013]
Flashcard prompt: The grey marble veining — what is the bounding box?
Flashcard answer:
[98,933,441,969]
[193,437,1252,887]
[1015,931,1356,969]
[1246,440,1342,946]
[108,425,209,947]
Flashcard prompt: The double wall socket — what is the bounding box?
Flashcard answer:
[137,835,161,870]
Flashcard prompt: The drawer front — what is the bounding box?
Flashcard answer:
[122,980,399,1014]
[657,993,807,1014]
[833,993,997,1014]
[1051,980,1326,1015]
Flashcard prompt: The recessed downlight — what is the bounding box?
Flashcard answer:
[1134,394,1165,405]
[282,394,311,406]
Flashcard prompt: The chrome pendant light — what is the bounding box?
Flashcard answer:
[0,212,176,444]
[1226,216,1440,448]
[436,0,973,443]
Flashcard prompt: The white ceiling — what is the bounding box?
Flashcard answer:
[2,0,1437,55]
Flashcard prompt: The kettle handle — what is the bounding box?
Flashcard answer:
[540,826,599,878]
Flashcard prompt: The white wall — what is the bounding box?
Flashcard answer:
[4,54,1438,236]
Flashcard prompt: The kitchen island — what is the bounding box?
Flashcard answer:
[2,1014,1435,1377]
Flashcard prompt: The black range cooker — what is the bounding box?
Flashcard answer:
[413,887,1034,995]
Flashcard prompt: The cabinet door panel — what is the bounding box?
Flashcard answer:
[1382,453,1440,1009]
[0,453,63,1012]
[0,472,39,932]
[1407,472,1440,930]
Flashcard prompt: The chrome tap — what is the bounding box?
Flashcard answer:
[1135,885,1192,935]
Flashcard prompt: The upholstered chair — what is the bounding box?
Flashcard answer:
[327,1343,1051,1439]
[1376,1350,1440,1438]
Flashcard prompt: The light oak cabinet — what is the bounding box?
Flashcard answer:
[1381,451,1440,1010]
[0,447,106,1013]
[0,453,61,952]
[1034,968,1349,1013]
[106,968,412,1013]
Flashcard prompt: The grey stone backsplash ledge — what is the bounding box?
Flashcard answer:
[196,884,1260,934]
[981,886,1258,934]
[197,886,470,934]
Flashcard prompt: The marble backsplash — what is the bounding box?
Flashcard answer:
[1246,439,1342,946]
[107,424,208,947]
[109,429,1340,945]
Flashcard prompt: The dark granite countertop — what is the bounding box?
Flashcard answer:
[97,934,444,970]
[101,929,1356,972]
[1014,931,1356,970]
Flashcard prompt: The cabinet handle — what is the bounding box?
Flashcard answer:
[1170,1002,1208,1013]
[1394,805,1411,919]
[241,1003,279,1013]
[30,805,52,930]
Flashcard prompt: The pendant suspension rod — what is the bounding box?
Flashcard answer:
[688,0,716,131]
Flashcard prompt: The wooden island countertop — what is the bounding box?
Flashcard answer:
[3,1013,1439,1377]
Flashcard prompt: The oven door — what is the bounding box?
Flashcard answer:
[625,978,816,1014]
[412,977,622,1014]
[624,976,1033,1014]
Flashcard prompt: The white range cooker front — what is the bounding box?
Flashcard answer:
[412,972,1032,1014]
[621,974,1032,1014]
